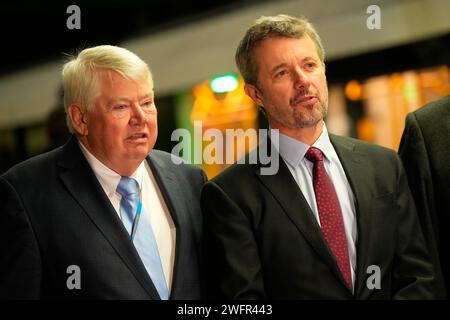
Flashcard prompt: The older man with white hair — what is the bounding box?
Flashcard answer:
[0,45,206,300]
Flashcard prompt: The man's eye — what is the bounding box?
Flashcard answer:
[275,70,289,77]
[113,105,127,111]
[142,101,153,108]
[304,63,316,70]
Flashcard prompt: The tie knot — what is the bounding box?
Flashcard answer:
[116,177,140,198]
[305,147,324,163]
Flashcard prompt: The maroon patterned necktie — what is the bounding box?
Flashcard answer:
[304,146,352,290]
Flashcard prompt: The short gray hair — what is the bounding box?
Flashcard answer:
[62,45,152,133]
[235,14,325,86]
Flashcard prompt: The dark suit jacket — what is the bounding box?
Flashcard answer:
[399,95,450,298]
[0,136,206,299]
[202,134,438,299]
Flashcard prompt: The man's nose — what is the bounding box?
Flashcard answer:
[293,66,311,90]
[130,103,146,125]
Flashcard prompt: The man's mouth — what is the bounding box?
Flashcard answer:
[127,133,148,141]
[290,95,318,107]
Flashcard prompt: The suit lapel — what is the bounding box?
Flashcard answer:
[146,152,186,300]
[255,147,347,286]
[329,135,374,297]
[57,137,161,299]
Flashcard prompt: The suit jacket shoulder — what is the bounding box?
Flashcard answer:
[149,149,206,182]
[2,145,64,184]
[330,133,398,160]
[412,94,450,125]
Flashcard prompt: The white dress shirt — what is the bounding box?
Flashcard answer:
[78,141,176,291]
[273,123,357,289]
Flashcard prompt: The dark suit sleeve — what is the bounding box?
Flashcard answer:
[0,176,42,299]
[201,181,265,299]
[398,113,446,298]
[392,154,441,299]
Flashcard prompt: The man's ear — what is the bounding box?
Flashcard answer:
[244,83,264,108]
[68,104,88,136]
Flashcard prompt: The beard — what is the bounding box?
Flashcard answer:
[266,88,328,129]
[290,86,328,128]
[291,99,328,128]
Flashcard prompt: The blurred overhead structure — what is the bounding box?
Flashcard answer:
[0,0,449,129]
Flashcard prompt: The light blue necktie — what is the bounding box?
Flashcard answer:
[116,176,169,300]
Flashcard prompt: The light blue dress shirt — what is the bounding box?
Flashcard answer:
[273,123,357,288]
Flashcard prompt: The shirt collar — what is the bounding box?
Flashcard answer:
[276,122,334,167]
[78,140,145,197]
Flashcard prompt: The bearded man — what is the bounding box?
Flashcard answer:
[201,15,439,300]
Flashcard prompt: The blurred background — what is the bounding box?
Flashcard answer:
[0,0,449,178]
